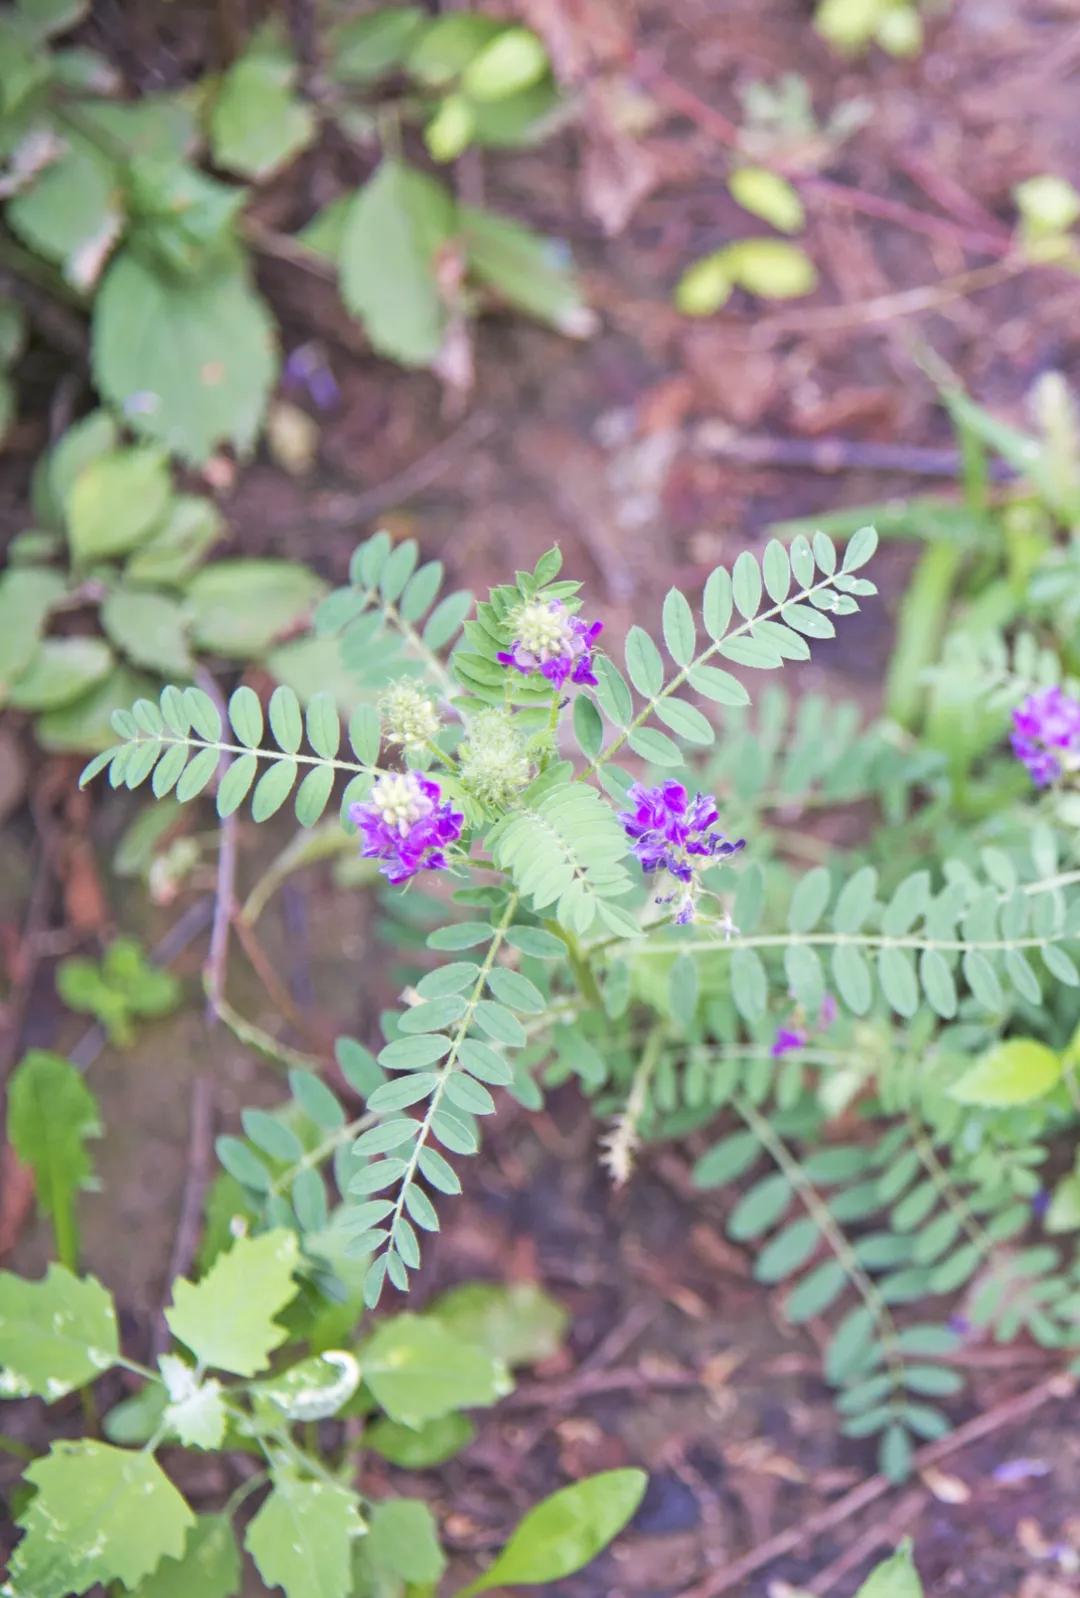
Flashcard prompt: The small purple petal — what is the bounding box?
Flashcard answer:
[992,1458,1051,1485]
[771,1026,808,1057]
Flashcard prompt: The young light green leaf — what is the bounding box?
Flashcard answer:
[7,1050,100,1265]
[93,250,277,464]
[950,1039,1063,1107]
[246,1472,364,1598]
[458,1469,647,1595]
[363,1499,446,1587]
[340,161,454,366]
[8,1441,194,1598]
[854,1540,924,1598]
[359,1313,511,1425]
[133,1515,241,1598]
[729,166,805,232]
[0,1265,118,1401]
[165,1229,300,1376]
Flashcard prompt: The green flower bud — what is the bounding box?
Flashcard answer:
[378,681,440,747]
[458,709,533,811]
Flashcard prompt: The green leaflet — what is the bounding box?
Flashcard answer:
[8,1441,193,1598]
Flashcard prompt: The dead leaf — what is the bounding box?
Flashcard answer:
[580,83,661,235]
[920,1465,971,1504]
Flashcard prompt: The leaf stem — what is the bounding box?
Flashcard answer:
[381,893,519,1273]
[733,1094,908,1400]
[586,570,853,776]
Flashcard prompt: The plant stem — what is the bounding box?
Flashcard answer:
[382,894,519,1261]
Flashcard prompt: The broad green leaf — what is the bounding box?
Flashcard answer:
[365,1411,475,1467]
[729,166,805,233]
[93,248,277,463]
[458,1468,646,1595]
[7,1050,100,1264]
[186,559,325,658]
[125,494,224,584]
[855,1540,924,1598]
[210,42,315,179]
[363,1498,446,1586]
[101,588,194,677]
[165,1229,300,1376]
[37,664,158,753]
[340,161,455,365]
[132,1515,241,1598]
[9,637,114,710]
[406,11,501,83]
[0,1265,117,1400]
[8,1440,193,1598]
[65,445,171,565]
[0,566,65,693]
[461,205,591,335]
[462,26,547,99]
[7,137,121,289]
[329,7,426,84]
[950,1039,1062,1107]
[246,1471,364,1598]
[426,1281,567,1367]
[360,1313,511,1425]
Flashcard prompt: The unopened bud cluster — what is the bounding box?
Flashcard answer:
[458,709,533,811]
[378,680,441,747]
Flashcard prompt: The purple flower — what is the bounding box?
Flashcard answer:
[497,599,602,690]
[1011,686,1080,787]
[283,342,340,412]
[618,781,745,883]
[349,771,464,885]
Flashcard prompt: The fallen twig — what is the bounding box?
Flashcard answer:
[151,1073,214,1358]
[692,424,1014,480]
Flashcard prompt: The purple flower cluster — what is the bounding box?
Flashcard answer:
[349,771,463,885]
[619,781,745,887]
[1011,686,1080,787]
[498,599,602,690]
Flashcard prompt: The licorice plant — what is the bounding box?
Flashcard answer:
[85,524,1080,1479]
